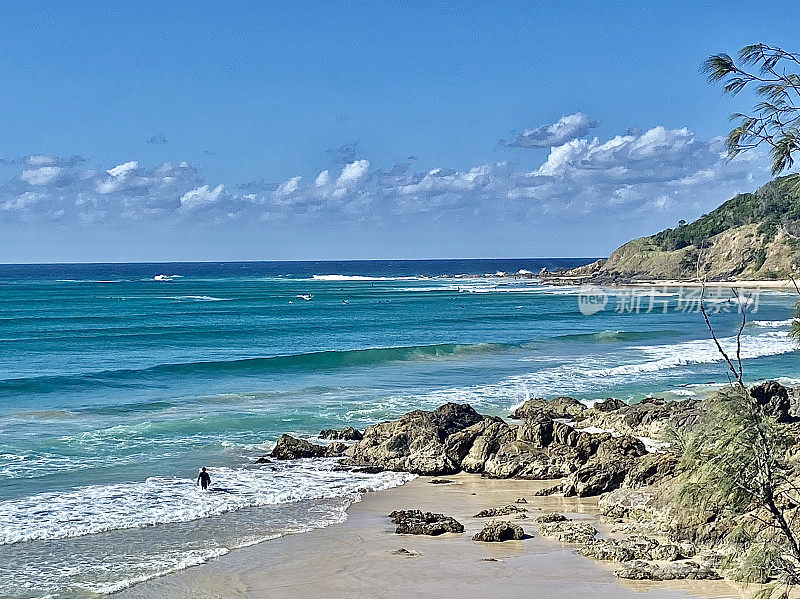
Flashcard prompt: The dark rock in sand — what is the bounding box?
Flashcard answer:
[428,478,455,484]
[472,519,525,542]
[389,510,464,535]
[750,380,792,422]
[615,560,720,581]
[515,497,527,503]
[473,504,527,518]
[319,427,364,441]
[344,403,485,475]
[270,435,347,460]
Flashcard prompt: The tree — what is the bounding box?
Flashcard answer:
[703,44,800,189]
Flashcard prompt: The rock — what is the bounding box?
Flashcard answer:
[615,560,720,581]
[457,419,517,473]
[623,453,679,488]
[319,427,363,441]
[391,547,421,556]
[515,513,528,519]
[561,464,629,497]
[472,519,525,542]
[389,510,464,535]
[254,457,272,464]
[536,513,567,523]
[598,488,659,520]
[594,398,626,412]
[510,396,586,420]
[750,380,792,422]
[474,504,528,518]
[344,403,485,475]
[538,520,597,544]
[515,497,528,503]
[579,397,705,438]
[270,434,347,460]
[428,478,455,484]
[580,536,681,563]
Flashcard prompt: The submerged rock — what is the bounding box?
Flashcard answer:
[472,519,525,542]
[270,435,347,460]
[319,427,364,441]
[473,504,528,518]
[389,510,464,535]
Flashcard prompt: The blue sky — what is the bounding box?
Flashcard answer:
[0,0,797,262]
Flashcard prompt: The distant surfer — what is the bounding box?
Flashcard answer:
[197,467,211,490]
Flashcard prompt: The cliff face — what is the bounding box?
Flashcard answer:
[573,175,800,281]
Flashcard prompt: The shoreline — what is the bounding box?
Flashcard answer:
[115,474,741,599]
[538,276,797,290]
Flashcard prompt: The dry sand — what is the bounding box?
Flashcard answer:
[115,474,743,599]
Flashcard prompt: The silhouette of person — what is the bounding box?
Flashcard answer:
[197,467,211,490]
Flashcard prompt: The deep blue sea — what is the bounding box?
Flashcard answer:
[1,259,797,598]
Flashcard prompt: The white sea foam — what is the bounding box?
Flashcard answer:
[162,295,231,302]
[0,460,414,545]
[750,319,794,327]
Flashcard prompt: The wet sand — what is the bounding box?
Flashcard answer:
[115,474,742,599]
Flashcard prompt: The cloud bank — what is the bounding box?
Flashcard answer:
[0,123,767,236]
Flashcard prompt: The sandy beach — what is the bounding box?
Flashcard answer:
[115,474,742,599]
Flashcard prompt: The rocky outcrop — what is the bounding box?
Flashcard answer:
[270,435,347,459]
[389,510,464,535]
[472,519,525,542]
[344,403,485,475]
[615,560,720,581]
[343,401,647,495]
[319,427,363,441]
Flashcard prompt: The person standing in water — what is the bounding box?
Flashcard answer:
[197,467,211,490]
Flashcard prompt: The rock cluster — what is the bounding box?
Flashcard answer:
[472,519,525,542]
[389,510,464,535]
[343,402,647,495]
[537,519,598,544]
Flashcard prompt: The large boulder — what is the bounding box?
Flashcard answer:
[344,403,485,475]
[472,519,525,542]
[750,380,792,422]
[579,397,704,438]
[389,510,464,535]
[270,434,347,459]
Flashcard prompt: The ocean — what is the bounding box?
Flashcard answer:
[1,259,797,598]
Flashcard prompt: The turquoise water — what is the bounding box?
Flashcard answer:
[1,260,797,597]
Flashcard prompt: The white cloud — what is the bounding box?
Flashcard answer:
[336,160,369,187]
[180,184,225,210]
[106,161,138,177]
[510,112,600,148]
[20,166,66,186]
[315,170,330,187]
